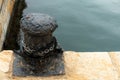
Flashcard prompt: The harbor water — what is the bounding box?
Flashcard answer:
[24,0,120,52]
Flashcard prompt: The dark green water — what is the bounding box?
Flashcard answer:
[24,0,120,52]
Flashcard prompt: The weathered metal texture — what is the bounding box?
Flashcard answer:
[13,52,64,76]
[0,0,15,50]
[19,13,58,57]
[13,13,65,76]
[21,13,57,36]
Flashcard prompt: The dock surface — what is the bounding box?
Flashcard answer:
[0,50,120,80]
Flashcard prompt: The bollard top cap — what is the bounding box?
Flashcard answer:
[20,13,58,36]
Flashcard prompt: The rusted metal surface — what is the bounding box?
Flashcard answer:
[13,13,65,76]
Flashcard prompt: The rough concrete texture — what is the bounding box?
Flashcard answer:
[0,0,15,50]
[0,50,13,72]
[0,50,120,80]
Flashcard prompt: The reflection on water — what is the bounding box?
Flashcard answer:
[24,0,120,51]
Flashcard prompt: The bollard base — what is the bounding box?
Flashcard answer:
[12,52,65,76]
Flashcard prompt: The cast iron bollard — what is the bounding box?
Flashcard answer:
[13,13,65,76]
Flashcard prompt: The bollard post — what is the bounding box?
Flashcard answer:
[13,13,65,76]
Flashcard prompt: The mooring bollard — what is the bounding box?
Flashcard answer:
[13,13,65,76]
